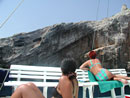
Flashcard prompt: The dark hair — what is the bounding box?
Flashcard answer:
[89,51,96,59]
[61,58,77,80]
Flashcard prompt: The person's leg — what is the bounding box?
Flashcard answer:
[114,75,130,80]
[105,69,129,84]
[113,77,128,84]
[11,83,45,98]
[26,82,44,98]
[11,85,23,98]
[112,75,130,84]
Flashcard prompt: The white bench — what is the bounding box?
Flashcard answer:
[4,65,130,98]
[76,69,130,98]
[4,65,61,98]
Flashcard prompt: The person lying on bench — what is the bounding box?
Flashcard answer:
[11,58,79,98]
[80,50,130,84]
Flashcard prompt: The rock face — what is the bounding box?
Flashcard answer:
[0,7,130,71]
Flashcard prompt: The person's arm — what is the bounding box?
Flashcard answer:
[84,44,115,58]
[84,47,104,58]
[80,61,89,70]
[60,77,73,98]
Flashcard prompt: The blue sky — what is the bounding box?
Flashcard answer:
[0,0,130,38]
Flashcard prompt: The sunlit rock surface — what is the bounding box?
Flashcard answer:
[0,7,130,71]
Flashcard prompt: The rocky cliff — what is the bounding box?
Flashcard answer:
[0,6,130,71]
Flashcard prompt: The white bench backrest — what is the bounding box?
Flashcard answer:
[76,69,89,82]
[108,69,127,76]
[9,65,128,83]
[9,65,62,82]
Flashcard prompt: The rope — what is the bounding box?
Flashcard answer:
[92,0,100,50]
[101,0,110,64]
[0,68,10,90]
[106,0,109,18]
[105,0,109,45]
[0,0,24,29]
